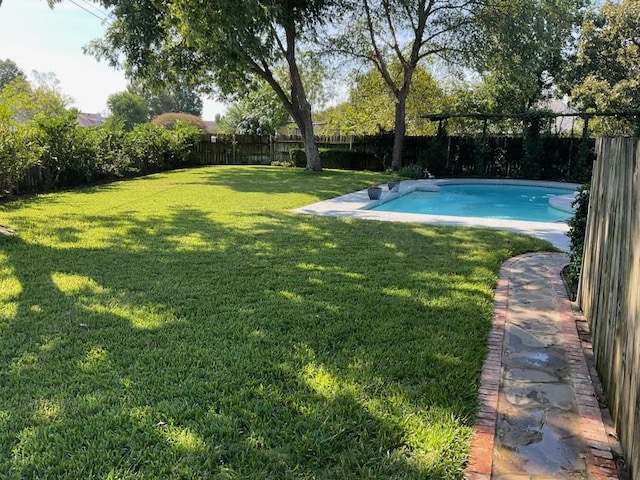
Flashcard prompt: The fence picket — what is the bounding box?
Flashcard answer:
[194,134,594,180]
[577,137,640,480]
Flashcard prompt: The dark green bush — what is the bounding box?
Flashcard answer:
[567,183,590,293]
[88,128,134,179]
[289,148,307,167]
[0,119,40,196]
[3,114,206,195]
[123,123,172,173]
[289,148,378,170]
[321,148,378,170]
[423,122,449,176]
[33,111,98,189]
[165,121,205,167]
[397,164,425,179]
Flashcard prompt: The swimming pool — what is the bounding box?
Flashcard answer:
[369,183,577,223]
[292,179,582,251]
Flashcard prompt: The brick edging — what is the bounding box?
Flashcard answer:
[464,256,520,479]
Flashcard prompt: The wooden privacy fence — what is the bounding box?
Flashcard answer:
[577,137,640,479]
[194,134,354,166]
[194,133,593,181]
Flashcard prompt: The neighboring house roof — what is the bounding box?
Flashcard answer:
[77,112,105,127]
[538,98,580,134]
[539,98,579,115]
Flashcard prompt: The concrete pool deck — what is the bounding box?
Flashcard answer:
[293,179,580,251]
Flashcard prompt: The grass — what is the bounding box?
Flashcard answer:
[0,166,552,479]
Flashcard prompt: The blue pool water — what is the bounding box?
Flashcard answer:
[370,184,576,223]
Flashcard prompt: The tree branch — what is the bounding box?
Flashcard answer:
[381,0,406,66]
[364,0,399,94]
[238,47,295,118]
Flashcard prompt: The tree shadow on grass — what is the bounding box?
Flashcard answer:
[199,165,386,197]
[0,205,546,478]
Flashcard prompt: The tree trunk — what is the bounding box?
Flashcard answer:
[283,16,322,172]
[391,90,409,170]
[287,83,321,172]
[299,109,322,171]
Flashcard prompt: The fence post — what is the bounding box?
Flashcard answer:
[232,134,236,164]
[270,135,275,163]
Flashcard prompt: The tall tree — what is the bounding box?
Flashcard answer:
[319,63,448,136]
[0,58,24,89]
[470,0,587,112]
[105,91,148,131]
[328,0,480,169]
[219,84,290,135]
[569,0,640,135]
[128,78,203,118]
[72,0,333,171]
[0,76,68,121]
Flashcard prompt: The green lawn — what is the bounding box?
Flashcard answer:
[0,166,552,479]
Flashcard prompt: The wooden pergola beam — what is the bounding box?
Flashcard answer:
[419,111,640,121]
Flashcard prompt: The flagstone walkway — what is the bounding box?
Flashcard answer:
[464,253,624,480]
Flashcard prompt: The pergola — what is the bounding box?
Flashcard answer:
[420,111,640,137]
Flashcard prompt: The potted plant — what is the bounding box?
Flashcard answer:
[367,185,382,200]
[388,180,401,191]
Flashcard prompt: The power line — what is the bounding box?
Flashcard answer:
[78,0,109,20]
[66,0,109,24]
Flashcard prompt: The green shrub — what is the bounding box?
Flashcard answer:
[165,121,204,167]
[288,148,378,170]
[397,164,425,179]
[123,123,172,173]
[0,102,38,195]
[567,183,590,293]
[88,128,135,179]
[289,148,307,167]
[0,106,209,195]
[320,148,378,170]
[32,111,98,189]
[0,120,40,195]
[63,125,102,185]
[152,112,208,132]
[423,122,449,176]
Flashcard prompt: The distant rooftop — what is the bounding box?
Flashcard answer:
[77,112,105,128]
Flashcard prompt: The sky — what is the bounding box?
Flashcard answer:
[0,0,227,119]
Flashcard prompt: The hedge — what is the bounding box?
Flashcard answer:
[289,148,379,170]
[1,115,203,197]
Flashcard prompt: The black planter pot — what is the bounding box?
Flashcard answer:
[367,187,382,200]
[388,181,400,191]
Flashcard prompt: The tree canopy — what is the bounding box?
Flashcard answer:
[219,84,290,135]
[78,0,336,170]
[318,64,448,136]
[128,78,203,118]
[105,91,148,131]
[569,0,640,135]
[0,75,69,122]
[327,0,483,169]
[0,58,24,90]
[470,0,587,112]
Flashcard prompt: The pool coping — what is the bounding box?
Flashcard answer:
[292,179,581,252]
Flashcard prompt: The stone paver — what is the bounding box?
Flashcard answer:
[464,253,622,480]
